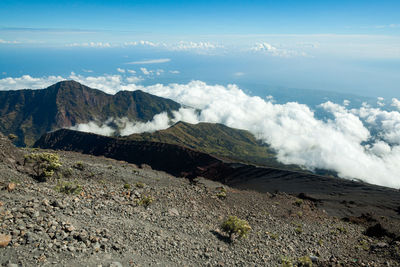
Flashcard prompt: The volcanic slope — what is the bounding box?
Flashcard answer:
[127,121,300,169]
[0,80,180,146]
[35,128,400,224]
[1,131,400,266]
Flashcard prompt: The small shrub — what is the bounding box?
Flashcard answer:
[216,187,227,199]
[123,183,131,189]
[137,195,154,207]
[135,182,145,188]
[55,181,82,195]
[7,133,17,140]
[216,186,226,193]
[294,198,303,207]
[216,191,227,199]
[221,216,251,240]
[281,256,293,267]
[24,152,62,182]
[73,161,85,171]
[336,226,347,234]
[62,168,73,178]
[297,256,313,267]
[267,232,279,240]
[295,226,303,234]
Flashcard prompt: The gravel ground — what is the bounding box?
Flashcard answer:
[1,149,400,266]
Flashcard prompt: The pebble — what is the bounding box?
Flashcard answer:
[109,262,123,267]
[168,208,180,216]
[0,234,11,247]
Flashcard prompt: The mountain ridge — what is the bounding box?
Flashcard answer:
[0,80,181,146]
[127,121,301,170]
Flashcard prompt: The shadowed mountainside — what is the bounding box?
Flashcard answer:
[0,80,181,146]
[0,132,24,170]
[35,128,400,221]
[127,121,302,170]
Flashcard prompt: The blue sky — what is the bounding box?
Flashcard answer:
[0,0,399,98]
[1,0,400,36]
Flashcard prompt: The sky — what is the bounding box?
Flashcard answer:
[1,1,400,35]
[1,1,400,187]
[0,1,399,99]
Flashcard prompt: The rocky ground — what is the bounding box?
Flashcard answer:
[1,145,400,266]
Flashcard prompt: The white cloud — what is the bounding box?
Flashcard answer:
[250,42,307,57]
[70,120,115,136]
[234,72,245,77]
[126,76,142,83]
[377,96,385,107]
[123,40,161,47]
[169,70,180,74]
[82,69,93,73]
[0,75,65,90]
[169,41,224,54]
[70,107,198,137]
[251,42,278,52]
[3,74,400,188]
[140,80,400,188]
[117,68,125,73]
[140,68,151,75]
[66,42,112,48]
[118,113,170,136]
[391,98,400,111]
[126,58,171,65]
[0,39,20,44]
[127,69,136,74]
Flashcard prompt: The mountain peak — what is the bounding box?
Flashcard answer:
[0,81,181,146]
[48,80,87,91]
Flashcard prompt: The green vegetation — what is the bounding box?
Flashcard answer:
[294,198,303,207]
[55,180,82,195]
[137,195,154,207]
[292,222,303,234]
[336,226,347,234]
[135,182,145,188]
[216,187,227,199]
[281,256,313,267]
[297,256,313,266]
[73,161,85,171]
[267,232,279,240]
[221,216,251,240]
[124,183,131,189]
[281,256,293,267]
[357,239,370,251]
[7,133,17,140]
[24,152,61,182]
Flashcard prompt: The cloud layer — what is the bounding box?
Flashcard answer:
[1,74,400,188]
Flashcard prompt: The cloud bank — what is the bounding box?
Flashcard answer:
[139,81,400,188]
[126,58,171,65]
[250,42,307,57]
[2,74,400,188]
